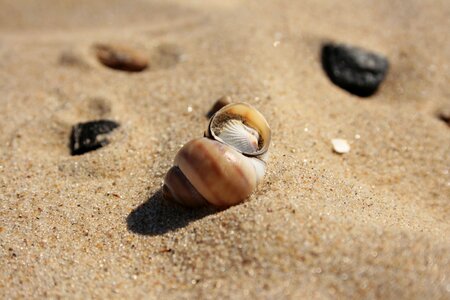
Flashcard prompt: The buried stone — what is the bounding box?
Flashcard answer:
[94,43,148,72]
[206,96,232,119]
[69,120,119,155]
[321,43,389,97]
[436,107,450,127]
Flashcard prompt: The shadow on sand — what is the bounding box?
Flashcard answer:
[126,189,216,236]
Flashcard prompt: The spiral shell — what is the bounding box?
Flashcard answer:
[163,102,271,208]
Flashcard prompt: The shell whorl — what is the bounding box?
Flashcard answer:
[163,165,208,207]
[164,138,257,207]
[163,102,271,208]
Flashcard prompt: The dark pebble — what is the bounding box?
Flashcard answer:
[206,96,232,119]
[94,44,148,72]
[437,109,450,127]
[321,43,389,97]
[69,120,119,155]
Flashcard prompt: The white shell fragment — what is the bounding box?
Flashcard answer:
[331,138,350,154]
[218,119,259,153]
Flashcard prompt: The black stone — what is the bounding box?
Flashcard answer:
[69,120,119,155]
[321,43,389,97]
[437,112,450,127]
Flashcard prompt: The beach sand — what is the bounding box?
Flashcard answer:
[0,0,449,298]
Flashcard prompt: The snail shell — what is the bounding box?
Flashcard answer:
[163,103,271,208]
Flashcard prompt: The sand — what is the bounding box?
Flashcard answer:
[0,0,449,298]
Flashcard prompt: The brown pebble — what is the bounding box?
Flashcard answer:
[437,109,450,127]
[159,248,172,253]
[94,43,148,72]
[206,96,232,119]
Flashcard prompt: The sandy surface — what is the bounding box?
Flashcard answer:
[1,0,449,298]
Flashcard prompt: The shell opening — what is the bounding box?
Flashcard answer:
[215,118,260,154]
[207,102,271,157]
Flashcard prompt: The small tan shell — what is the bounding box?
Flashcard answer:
[163,102,271,208]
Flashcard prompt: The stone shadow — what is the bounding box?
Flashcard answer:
[126,189,215,236]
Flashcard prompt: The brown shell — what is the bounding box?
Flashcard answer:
[163,138,257,207]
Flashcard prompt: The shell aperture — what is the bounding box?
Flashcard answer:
[215,119,260,154]
[207,103,271,157]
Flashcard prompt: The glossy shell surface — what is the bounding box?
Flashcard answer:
[172,138,257,207]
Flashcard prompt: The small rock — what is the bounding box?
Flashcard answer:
[437,108,450,127]
[321,43,389,97]
[331,138,350,154]
[206,96,232,119]
[69,120,120,155]
[94,44,148,72]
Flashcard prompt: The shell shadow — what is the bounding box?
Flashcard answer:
[126,189,216,236]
